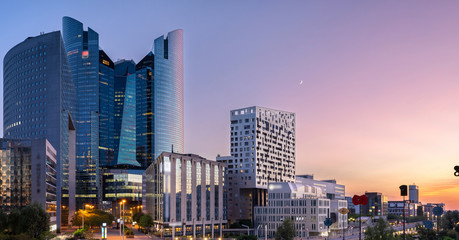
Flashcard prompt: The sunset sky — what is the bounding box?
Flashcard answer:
[1,1,458,209]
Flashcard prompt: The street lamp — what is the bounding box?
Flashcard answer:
[81,204,94,229]
[119,200,126,240]
[241,224,250,236]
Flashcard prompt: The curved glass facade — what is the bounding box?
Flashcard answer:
[153,29,184,158]
[3,31,76,229]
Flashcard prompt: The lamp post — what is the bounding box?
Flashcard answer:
[81,204,93,229]
[81,209,85,229]
[241,224,250,236]
[119,200,126,240]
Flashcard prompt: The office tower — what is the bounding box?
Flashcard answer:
[113,60,139,166]
[409,185,419,203]
[136,30,184,168]
[63,16,117,207]
[99,50,115,166]
[219,106,295,223]
[3,31,76,229]
[136,52,154,168]
[0,139,58,231]
[255,182,347,238]
[153,30,184,156]
[361,192,388,216]
[145,153,227,238]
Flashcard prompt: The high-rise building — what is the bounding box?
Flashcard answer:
[153,30,184,157]
[145,152,227,238]
[0,139,58,231]
[3,31,76,229]
[62,16,103,207]
[409,185,419,203]
[136,52,154,169]
[99,50,115,167]
[136,30,184,168]
[218,106,295,223]
[114,60,139,167]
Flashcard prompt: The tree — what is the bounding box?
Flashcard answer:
[416,224,437,240]
[0,210,7,231]
[71,209,114,228]
[7,208,22,234]
[441,211,459,231]
[19,203,50,239]
[275,218,295,240]
[139,214,153,230]
[364,218,395,240]
[133,212,144,223]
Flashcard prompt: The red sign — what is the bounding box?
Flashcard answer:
[352,194,368,206]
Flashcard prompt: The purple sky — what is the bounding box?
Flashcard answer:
[1,1,459,209]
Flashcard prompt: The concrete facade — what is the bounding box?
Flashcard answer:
[254,182,347,238]
[0,139,58,231]
[145,152,227,238]
[221,106,295,223]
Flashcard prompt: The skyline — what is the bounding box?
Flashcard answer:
[1,1,458,209]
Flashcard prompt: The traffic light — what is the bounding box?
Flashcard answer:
[399,185,407,196]
[455,166,459,176]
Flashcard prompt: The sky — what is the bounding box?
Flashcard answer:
[1,1,458,209]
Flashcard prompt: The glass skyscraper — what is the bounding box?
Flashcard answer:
[154,30,184,157]
[63,16,105,207]
[99,50,115,167]
[3,31,77,229]
[136,30,184,169]
[114,60,139,167]
[136,52,154,168]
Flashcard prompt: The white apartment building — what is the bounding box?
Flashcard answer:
[219,106,296,222]
[254,182,347,238]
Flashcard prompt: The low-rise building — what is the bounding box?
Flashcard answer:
[423,203,446,220]
[0,139,58,231]
[388,200,417,217]
[254,182,347,238]
[145,152,227,238]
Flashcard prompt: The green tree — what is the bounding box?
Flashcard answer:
[7,208,22,234]
[275,218,295,240]
[132,212,144,223]
[416,224,437,240]
[0,210,7,232]
[19,203,50,239]
[364,218,395,240]
[441,211,459,231]
[71,209,114,228]
[139,214,153,230]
